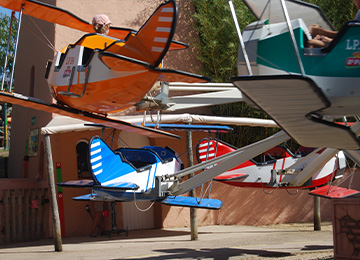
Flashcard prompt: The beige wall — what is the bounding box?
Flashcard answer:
[9,0,55,178]
[49,129,104,236]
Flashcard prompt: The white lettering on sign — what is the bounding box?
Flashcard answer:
[346,39,360,50]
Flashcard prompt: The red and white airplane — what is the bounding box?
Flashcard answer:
[197,137,346,190]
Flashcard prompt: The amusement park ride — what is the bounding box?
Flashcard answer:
[231,0,360,151]
[0,0,211,140]
[226,0,360,198]
[0,0,359,207]
[197,137,346,190]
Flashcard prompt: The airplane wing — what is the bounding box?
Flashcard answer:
[95,182,139,190]
[99,52,210,83]
[0,0,187,49]
[309,185,360,199]
[57,180,138,190]
[72,192,114,201]
[0,0,131,39]
[58,180,94,188]
[232,74,360,150]
[73,193,223,210]
[0,91,180,139]
[160,196,223,210]
[214,173,248,182]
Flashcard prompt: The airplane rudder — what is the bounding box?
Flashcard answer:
[135,0,177,66]
[196,138,236,163]
[196,138,218,163]
[88,136,114,184]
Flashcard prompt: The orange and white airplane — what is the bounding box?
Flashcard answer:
[0,0,209,138]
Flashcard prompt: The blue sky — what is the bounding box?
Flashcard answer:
[0,7,15,16]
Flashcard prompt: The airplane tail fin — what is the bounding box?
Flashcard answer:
[89,137,138,190]
[115,0,177,67]
[196,138,237,163]
[196,138,254,182]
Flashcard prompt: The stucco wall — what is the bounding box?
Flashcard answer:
[9,0,55,178]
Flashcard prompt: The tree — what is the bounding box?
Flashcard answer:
[192,0,278,148]
[192,0,255,83]
[307,0,358,30]
[0,12,18,91]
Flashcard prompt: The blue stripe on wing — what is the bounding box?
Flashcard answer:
[58,179,94,187]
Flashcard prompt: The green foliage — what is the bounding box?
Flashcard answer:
[307,0,358,30]
[192,0,358,149]
[192,0,255,83]
[192,0,278,148]
[0,12,18,91]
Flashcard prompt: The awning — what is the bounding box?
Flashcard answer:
[41,113,278,135]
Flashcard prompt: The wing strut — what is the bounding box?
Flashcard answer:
[167,130,290,196]
[9,5,23,89]
[228,0,252,75]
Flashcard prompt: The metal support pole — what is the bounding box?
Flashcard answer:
[1,11,15,150]
[44,134,63,251]
[3,103,8,150]
[228,0,252,75]
[9,6,23,89]
[279,0,305,75]
[314,196,321,231]
[186,127,198,241]
[1,11,15,91]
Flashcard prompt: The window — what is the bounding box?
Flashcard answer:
[76,140,91,179]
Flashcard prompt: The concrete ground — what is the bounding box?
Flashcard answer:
[0,223,334,260]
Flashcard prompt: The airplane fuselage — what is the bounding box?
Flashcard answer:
[238,19,360,116]
[197,138,346,189]
[47,35,160,113]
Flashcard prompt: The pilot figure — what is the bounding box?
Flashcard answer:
[92,14,112,35]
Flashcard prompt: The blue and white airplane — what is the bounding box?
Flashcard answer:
[58,125,234,210]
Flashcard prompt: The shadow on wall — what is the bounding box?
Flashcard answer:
[125,0,164,28]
